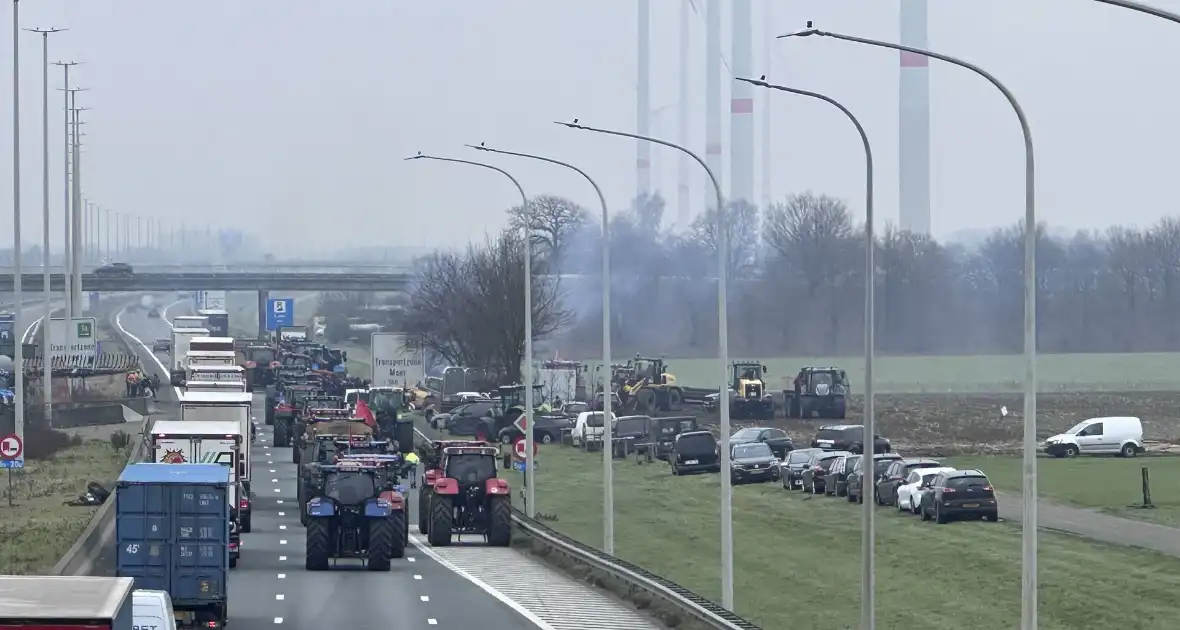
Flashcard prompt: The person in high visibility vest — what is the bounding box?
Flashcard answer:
[404,451,421,488]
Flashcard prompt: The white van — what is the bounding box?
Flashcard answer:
[571,411,617,451]
[133,589,178,630]
[1043,416,1144,458]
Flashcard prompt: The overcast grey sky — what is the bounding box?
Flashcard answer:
[3,0,1180,251]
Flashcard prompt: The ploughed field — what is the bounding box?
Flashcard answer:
[698,391,1180,456]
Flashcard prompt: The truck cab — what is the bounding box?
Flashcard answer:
[195,309,230,337]
[170,326,210,386]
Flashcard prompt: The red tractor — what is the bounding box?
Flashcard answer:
[420,442,512,547]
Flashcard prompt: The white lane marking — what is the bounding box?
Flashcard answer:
[427,620,437,626]
[277,573,286,579]
[279,539,287,545]
[414,574,422,580]
[420,596,429,602]
[278,511,285,517]
[275,594,285,601]
[273,488,280,493]
[279,525,287,530]
[270,469,276,473]
[274,617,283,624]
[407,557,415,562]
[279,555,287,561]
[271,478,278,482]
[268,461,274,465]
[409,534,557,630]
[277,500,284,504]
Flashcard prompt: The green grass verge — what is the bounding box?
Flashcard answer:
[0,439,132,574]
[490,444,1180,630]
[945,455,1180,527]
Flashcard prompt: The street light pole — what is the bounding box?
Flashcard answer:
[739,75,876,630]
[404,152,537,518]
[11,0,26,448]
[468,143,615,553]
[68,101,87,315]
[780,23,1036,630]
[556,119,734,609]
[27,27,65,426]
[1090,0,1180,22]
[53,65,81,316]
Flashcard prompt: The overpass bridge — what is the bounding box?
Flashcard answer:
[2,262,411,274]
[0,272,410,292]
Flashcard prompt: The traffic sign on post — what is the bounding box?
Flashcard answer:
[1,433,24,469]
[513,436,537,460]
[513,414,528,436]
[265,298,295,331]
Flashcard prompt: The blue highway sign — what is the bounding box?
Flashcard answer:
[0,459,24,469]
[265,298,295,331]
[511,461,538,472]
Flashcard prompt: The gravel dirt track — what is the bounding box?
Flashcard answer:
[692,391,1180,455]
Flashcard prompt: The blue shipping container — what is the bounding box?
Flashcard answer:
[116,463,230,607]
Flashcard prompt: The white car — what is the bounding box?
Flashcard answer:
[897,467,957,514]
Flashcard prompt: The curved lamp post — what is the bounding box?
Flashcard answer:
[404,152,537,518]
[555,119,735,610]
[780,23,1037,630]
[467,142,617,554]
[1090,0,1180,22]
[738,75,878,627]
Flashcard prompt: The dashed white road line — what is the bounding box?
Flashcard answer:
[277,573,286,579]
[278,511,285,517]
[279,525,287,530]
[420,595,429,602]
[273,617,283,624]
[279,539,287,545]
[427,620,437,626]
[278,555,287,561]
[414,574,422,580]
[275,594,285,601]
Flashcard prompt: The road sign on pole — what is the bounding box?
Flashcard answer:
[265,298,295,331]
[513,414,528,436]
[513,436,537,460]
[1,433,24,469]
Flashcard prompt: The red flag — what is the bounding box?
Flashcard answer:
[356,399,376,428]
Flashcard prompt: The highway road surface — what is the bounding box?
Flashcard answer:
[114,302,557,630]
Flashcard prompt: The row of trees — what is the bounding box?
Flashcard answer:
[402,191,1180,371]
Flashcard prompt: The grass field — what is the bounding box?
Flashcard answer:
[0,439,129,574]
[490,445,1180,630]
[945,455,1180,527]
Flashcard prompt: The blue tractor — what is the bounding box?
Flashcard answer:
[304,457,408,571]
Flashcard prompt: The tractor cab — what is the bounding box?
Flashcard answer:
[630,356,674,386]
[422,443,512,547]
[304,458,407,571]
[784,367,849,419]
[282,353,313,369]
[728,362,774,419]
[732,362,767,394]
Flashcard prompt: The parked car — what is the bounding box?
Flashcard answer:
[919,469,998,523]
[1043,416,1144,458]
[498,413,572,445]
[811,424,892,454]
[572,411,617,451]
[670,430,720,475]
[822,454,853,497]
[896,466,956,514]
[94,262,134,276]
[558,401,590,417]
[152,339,171,353]
[875,458,943,506]
[441,400,496,435]
[801,450,852,495]
[730,442,779,484]
[729,427,794,458]
[147,307,160,318]
[611,415,654,457]
[780,448,823,490]
[653,416,698,461]
[591,391,623,412]
[846,452,903,504]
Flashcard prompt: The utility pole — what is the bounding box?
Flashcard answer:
[54,62,80,316]
[68,101,88,316]
[11,0,26,451]
[27,27,65,425]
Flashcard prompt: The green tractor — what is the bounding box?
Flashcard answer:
[476,384,544,441]
[784,367,848,419]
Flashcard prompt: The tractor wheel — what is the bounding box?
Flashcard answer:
[305,518,331,571]
[787,398,800,418]
[367,517,394,571]
[634,388,656,413]
[240,512,252,533]
[300,503,309,526]
[427,495,453,547]
[389,510,407,559]
[667,387,684,411]
[291,444,301,465]
[833,398,847,419]
[274,421,288,447]
[487,495,512,547]
[418,487,431,533]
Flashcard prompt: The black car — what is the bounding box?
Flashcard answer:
[670,430,720,475]
[846,452,904,503]
[780,447,823,490]
[730,442,778,484]
[611,415,653,457]
[822,454,854,497]
[811,424,892,454]
[875,458,943,506]
[443,401,496,435]
[653,416,698,460]
[498,413,572,445]
[801,450,852,495]
[919,469,998,523]
[729,427,794,458]
[94,262,134,276]
[147,307,160,318]
[152,339,171,353]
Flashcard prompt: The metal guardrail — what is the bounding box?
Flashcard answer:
[508,507,762,630]
[0,272,412,292]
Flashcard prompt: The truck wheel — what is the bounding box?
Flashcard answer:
[487,495,511,547]
[367,517,394,571]
[667,388,684,411]
[229,556,238,569]
[274,421,288,447]
[427,496,453,547]
[388,510,407,559]
[240,512,252,533]
[417,487,431,533]
[305,518,331,571]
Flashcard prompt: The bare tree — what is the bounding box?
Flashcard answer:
[404,229,572,383]
[689,199,761,280]
[507,195,588,266]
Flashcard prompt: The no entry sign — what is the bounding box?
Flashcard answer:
[0,433,23,460]
[513,436,537,460]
